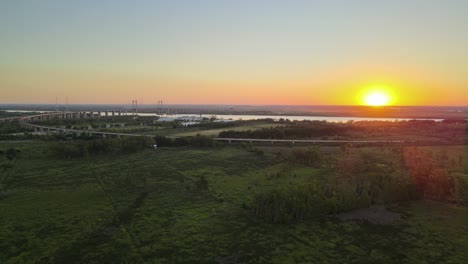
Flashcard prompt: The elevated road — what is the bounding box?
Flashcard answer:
[20,113,154,138]
[214,138,406,144]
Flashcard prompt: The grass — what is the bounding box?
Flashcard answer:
[0,140,467,263]
[53,119,283,138]
[172,123,284,137]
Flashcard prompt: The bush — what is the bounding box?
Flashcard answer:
[0,121,33,134]
[253,184,330,224]
[154,135,216,148]
[154,135,174,147]
[5,148,18,160]
[403,147,464,202]
[50,137,154,159]
[253,148,415,224]
[288,147,321,167]
[335,148,413,207]
[189,134,215,147]
[253,148,264,155]
[194,176,209,191]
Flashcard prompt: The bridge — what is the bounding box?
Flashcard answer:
[8,112,154,139]
[1,111,412,145]
[0,110,131,123]
[215,138,406,144]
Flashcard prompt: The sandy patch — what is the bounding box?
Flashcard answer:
[338,205,401,225]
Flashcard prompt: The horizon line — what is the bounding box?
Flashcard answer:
[1,103,467,108]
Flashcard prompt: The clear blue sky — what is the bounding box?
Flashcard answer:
[1,0,467,105]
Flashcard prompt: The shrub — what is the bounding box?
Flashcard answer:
[253,184,330,224]
[50,137,154,159]
[403,147,464,202]
[253,148,415,224]
[194,176,209,191]
[335,148,413,207]
[288,147,321,167]
[5,148,18,160]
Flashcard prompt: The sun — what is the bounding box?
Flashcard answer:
[360,86,394,106]
[364,91,390,106]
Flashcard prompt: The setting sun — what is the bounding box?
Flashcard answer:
[359,86,394,106]
[364,91,390,106]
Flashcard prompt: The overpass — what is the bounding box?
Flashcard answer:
[13,112,154,139]
[0,110,130,123]
[214,138,406,144]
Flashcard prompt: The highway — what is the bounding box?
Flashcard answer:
[214,138,406,144]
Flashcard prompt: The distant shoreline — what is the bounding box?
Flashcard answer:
[1,104,466,120]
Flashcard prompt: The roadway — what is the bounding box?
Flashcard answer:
[214,138,406,144]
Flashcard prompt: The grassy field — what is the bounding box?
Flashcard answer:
[64,120,283,137]
[171,123,284,137]
[0,140,467,263]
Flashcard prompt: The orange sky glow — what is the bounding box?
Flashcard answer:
[1,63,465,106]
[1,1,467,106]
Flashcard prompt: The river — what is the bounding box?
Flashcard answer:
[136,113,444,122]
[2,109,445,122]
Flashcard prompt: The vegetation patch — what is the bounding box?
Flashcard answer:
[0,137,466,263]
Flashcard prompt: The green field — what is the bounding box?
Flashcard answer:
[172,123,283,137]
[0,140,467,263]
[35,118,283,138]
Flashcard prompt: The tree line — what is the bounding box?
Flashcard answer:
[252,146,464,224]
[153,135,216,147]
[50,137,155,159]
[219,120,466,142]
[50,134,217,159]
[0,121,33,134]
[403,147,465,203]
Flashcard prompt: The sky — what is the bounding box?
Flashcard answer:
[1,0,467,106]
